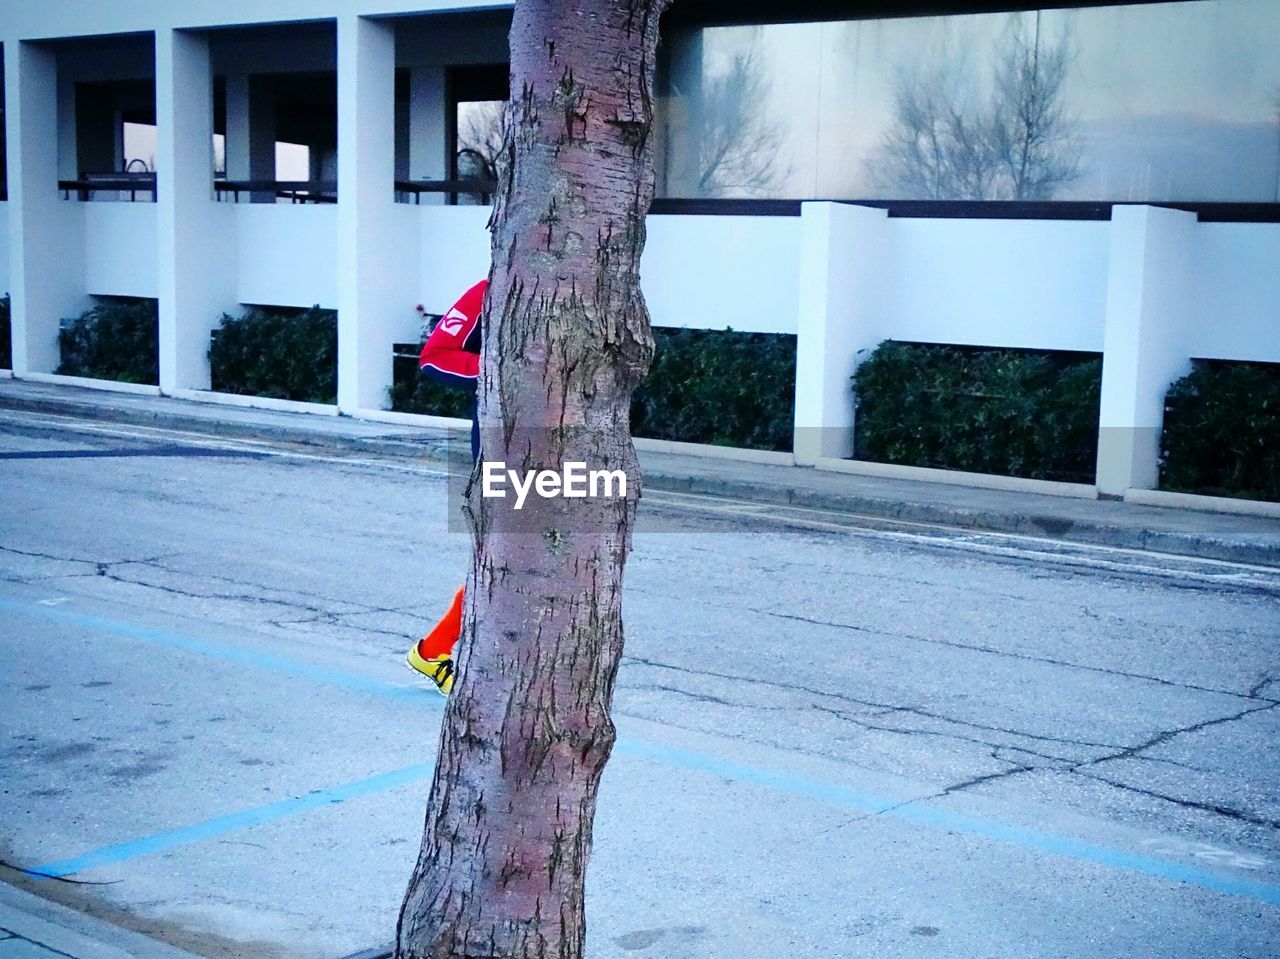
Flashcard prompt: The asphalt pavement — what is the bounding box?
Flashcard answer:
[1,382,1278,959]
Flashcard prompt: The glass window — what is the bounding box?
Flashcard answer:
[456,99,503,180]
[122,122,155,172]
[656,0,1280,203]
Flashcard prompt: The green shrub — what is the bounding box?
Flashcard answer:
[391,325,797,452]
[0,296,11,370]
[1160,360,1280,501]
[388,340,475,420]
[630,327,796,451]
[209,306,337,404]
[852,341,1102,482]
[57,297,159,385]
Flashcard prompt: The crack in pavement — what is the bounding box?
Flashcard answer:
[621,655,1280,832]
[753,606,1277,705]
[1080,702,1280,770]
[1246,673,1278,700]
[1,545,429,640]
[808,703,1088,766]
[1072,769,1280,831]
[621,655,1124,751]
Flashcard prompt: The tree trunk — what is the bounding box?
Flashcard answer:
[396,2,668,958]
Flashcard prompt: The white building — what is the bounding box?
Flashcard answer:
[2,0,1278,500]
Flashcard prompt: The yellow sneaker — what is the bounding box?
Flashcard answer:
[406,644,455,696]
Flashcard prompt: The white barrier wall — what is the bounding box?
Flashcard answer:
[418,206,491,315]
[236,205,339,309]
[794,202,1280,492]
[7,151,1280,494]
[643,214,802,334]
[416,207,804,335]
[1192,223,1280,363]
[84,203,158,298]
[885,218,1111,353]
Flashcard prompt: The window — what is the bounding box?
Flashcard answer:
[657,0,1280,203]
[122,121,155,172]
[449,64,507,203]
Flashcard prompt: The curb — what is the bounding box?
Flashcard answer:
[0,882,206,959]
[2,386,1277,568]
[0,390,457,464]
[646,471,1280,567]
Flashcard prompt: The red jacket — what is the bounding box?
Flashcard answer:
[419,279,486,388]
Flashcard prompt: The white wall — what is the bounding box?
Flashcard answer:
[1192,223,1280,363]
[643,214,802,333]
[236,205,339,308]
[885,218,1111,353]
[84,204,158,298]
[418,205,490,313]
[416,207,805,336]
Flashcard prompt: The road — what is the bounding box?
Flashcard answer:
[1,408,1278,959]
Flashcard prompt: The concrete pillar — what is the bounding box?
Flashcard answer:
[224,73,276,201]
[6,41,88,374]
[337,15,416,412]
[1095,204,1197,495]
[155,29,237,392]
[793,202,888,465]
[56,74,78,181]
[408,67,446,203]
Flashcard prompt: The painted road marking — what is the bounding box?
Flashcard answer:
[30,763,436,879]
[0,596,438,707]
[5,595,1279,906]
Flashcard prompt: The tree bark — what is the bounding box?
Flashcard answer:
[396,2,668,958]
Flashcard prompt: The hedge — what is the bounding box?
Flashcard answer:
[0,296,11,370]
[852,341,1102,482]
[631,327,796,451]
[57,297,159,385]
[392,326,797,452]
[209,306,338,404]
[388,333,475,420]
[1160,360,1280,501]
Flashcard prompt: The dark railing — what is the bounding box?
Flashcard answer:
[214,180,337,204]
[648,197,1280,223]
[395,179,498,205]
[59,172,157,202]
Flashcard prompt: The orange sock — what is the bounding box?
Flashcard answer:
[416,586,464,660]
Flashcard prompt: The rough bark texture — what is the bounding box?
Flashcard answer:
[396,2,668,957]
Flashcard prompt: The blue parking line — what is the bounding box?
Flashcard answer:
[6,595,1280,906]
[31,763,436,878]
[619,738,1280,907]
[0,596,438,707]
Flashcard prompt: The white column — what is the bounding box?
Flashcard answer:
[337,15,416,413]
[793,202,888,465]
[155,29,237,392]
[1095,204,1197,495]
[224,74,276,201]
[223,74,250,179]
[6,41,87,375]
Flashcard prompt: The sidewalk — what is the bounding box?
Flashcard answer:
[0,882,203,959]
[2,377,1277,567]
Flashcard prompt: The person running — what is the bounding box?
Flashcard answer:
[405,278,486,695]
